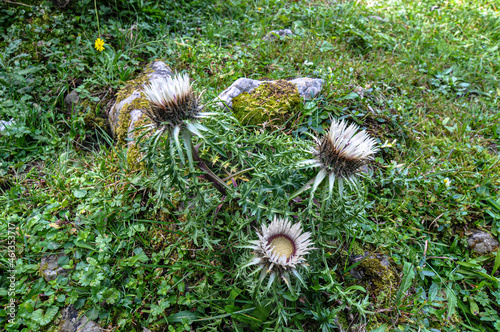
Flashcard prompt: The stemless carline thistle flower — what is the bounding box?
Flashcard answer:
[247,217,314,288]
[94,38,105,52]
[141,72,226,191]
[302,118,378,194]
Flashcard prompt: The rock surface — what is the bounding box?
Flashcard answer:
[216,77,323,110]
[58,305,101,332]
[263,29,293,40]
[0,119,14,131]
[64,90,80,113]
[107,61,173,142]
[467,230,499,254]
[40,254,68,282]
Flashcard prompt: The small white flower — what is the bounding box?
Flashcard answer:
[381,139,397,148]
[247,217,314,288]
[300,118,378,194]
[443,177,451,188]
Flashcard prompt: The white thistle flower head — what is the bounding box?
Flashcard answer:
[316,118,378,176]
[301,118,379,194]
[248,217,314,288]
[142,73,201,127]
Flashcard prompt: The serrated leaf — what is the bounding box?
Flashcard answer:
[428,283,439,302]
[86,257,98,266]
[446,285,457,319]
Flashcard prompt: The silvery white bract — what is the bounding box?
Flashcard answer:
[142,73,213,136]
[247,217,314,288]
[141,73,216,167]
[302,118,379,194]
[142,74,191,114]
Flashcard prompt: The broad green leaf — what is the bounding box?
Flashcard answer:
[395,262,415,305]
[338,92,359,101]
[73,189,88,198]
[469,299,479,315]
[167,310,199,323]
[446,285,457,319]
[492,252,500,276]
[31,306,58,326]
[74,240,96,251]
[428,283,439,303]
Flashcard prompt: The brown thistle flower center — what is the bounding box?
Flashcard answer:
[316,135,366,178]
[145,90,200,127]
[269,235,295,259]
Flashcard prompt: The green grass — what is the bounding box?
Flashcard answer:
[1,0,500,331]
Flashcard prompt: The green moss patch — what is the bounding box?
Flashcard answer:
[232,79,302,127]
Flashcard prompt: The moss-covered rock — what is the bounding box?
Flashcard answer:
[358,256,398,303]
[231,79,302,127]
[344,247,399,306]
[107,61,172,170]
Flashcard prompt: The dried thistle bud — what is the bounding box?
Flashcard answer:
[302,118,379,193]
[142,74,201,128]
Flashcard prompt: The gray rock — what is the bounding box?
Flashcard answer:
[40,254,68,282]
[64,90,80,113]
[58,305,101,332]
[148,61,174,81]
[468,230,499,254]
[263,29,294,41]
[107,61,173,141]
[216,77,323,110]
[0,118,14,131]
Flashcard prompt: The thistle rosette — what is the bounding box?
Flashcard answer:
[247,217,314,288]
[301,118,378,195]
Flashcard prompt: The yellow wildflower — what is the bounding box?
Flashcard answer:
[94,38,105,52]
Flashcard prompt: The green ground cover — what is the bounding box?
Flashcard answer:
[1,0,499,331]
